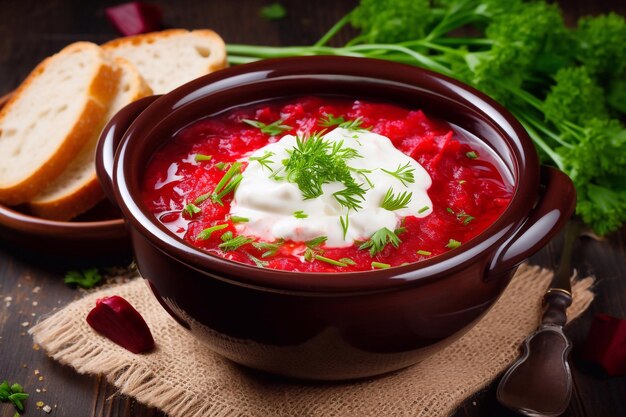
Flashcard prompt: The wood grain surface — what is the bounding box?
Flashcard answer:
[1,1,625,416]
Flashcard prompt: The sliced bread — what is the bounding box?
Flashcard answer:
[0,42,119,205]
[102,29,227,94]
[28,57,153,220]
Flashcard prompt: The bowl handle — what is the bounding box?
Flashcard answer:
[96,95,161,205]
[487,166,576,278]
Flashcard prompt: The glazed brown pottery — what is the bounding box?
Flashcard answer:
[96,57,576,380]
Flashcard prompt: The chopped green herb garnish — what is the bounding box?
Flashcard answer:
[249,151,275,171]
[446,239,462,249]
[381,162,415,186]
[183,203,201,217]
[219,235,256,251]
[220,231,234,242]
[247,253,269,268]
[305,235,328,248]
[64,268,102,289]
[293,210,308,219]
[381,188,412,211]
[215,162,228,171]
[230,216,249,223]
[319,113,346,127]
[338,117,369,130]
[314,255,348,267]
[303,248,315,262]
[340,213,349,240]
[253,239,284,258]
[260,3,286,20]
[465,151,478,159]
[417,250,432,256]
[348,167,375,188]
[339,257,357,266]
[359,227,402,256]
[194,153,212,162]
[372,262,391,269]
[243,118,292,136]
[447,207,475,225]
[0,380,29,414]
[195,162,243,205]
[196,224,228,240]
[283,133,366,210]
[418,205,429,213]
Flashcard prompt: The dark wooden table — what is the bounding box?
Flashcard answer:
[1,1,625,416]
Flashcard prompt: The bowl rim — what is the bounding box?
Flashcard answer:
[111,56,539,293]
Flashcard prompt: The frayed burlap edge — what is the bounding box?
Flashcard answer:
[29,264,595,417]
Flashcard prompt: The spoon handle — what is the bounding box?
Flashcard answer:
[496,221,580,416]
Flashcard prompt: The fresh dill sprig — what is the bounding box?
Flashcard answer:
[195,162,243,206]
[359,227,402,256]
[446,207,475,225]
[338,117,370,130]
[340,213,349,240]
[381,162,415,186]
[196,224,228,240]
[252,239,284,258]
[348,167,375,188]
[319,113,346,127]
[247,253,269,268]
[249,151,275,171]
[283,133,367,210]
[381,188,412,211]
[218,235,256,251]
[242,118,292,136]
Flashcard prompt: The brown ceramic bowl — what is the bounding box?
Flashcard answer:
[96,57,575,380]
[0,93,129,260]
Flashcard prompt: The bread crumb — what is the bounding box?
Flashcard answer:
[43,404,52,413]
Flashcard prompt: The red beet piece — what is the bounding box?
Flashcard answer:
[581,313,626,376]
[87,295,155,354]
[105,2,162,36]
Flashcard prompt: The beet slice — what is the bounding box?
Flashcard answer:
[581,313,626,376]
[105,2,163,36]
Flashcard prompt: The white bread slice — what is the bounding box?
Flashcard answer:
[102,29,227,94]
[28,57,153,220]
[0,42,119,205]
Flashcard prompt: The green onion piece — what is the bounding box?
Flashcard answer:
[293,210,308,219]
[220,231,233,242]
[339,257,356,266]
[417,250,432,256]
[194,153,212,162]
[465,151,478,159]
[183,203,202,217]
[230,216,249,223]
[446,207,455,214]
[418,205,429,214]
[215,162,228,171]
[305,236,327,248]
[196,224,228,240]
[446,239,462,249]
[371,262,391,269]
[340,213,349,239]
[314,255,348,267]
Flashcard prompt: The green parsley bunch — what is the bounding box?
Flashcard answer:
[227,0,626,235]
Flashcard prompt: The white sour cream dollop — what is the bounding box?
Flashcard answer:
[230,128,432,247]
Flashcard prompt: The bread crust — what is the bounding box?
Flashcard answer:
[28,56,153,220]
[0,42,120,205]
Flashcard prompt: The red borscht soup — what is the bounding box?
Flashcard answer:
[141,96,513,272]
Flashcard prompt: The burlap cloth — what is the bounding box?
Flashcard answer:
[29,264,594,417]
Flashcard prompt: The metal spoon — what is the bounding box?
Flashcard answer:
[496,221,580,417]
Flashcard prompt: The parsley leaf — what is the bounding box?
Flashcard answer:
[64,268,103,289]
